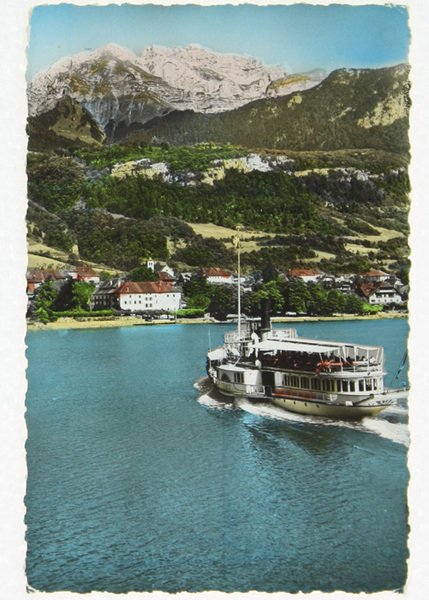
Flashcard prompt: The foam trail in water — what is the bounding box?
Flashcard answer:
[194,377,209,391]
[196,380,409,446]
[195,378,234,410]
[197,392,233,410]
[242,399,409,447]
[361,418,409,447]
[381,403,408,418]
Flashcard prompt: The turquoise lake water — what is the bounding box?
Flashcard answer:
[25,318,409,593]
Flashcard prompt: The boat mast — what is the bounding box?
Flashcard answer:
[233,233,241,341]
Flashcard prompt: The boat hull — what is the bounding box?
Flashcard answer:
[211,377,392,419]
[270,395,388,419]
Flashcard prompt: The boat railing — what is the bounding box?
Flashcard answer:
[266,328,297,341]
[224,331,250,345]
[261,356,382,375]
[317,362,382,374]
[216,378,266,396]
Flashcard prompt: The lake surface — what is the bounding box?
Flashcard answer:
[25,318,409,593]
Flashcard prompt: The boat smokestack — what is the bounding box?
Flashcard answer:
[259,298,271,337]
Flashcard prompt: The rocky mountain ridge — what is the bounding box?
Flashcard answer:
[28,44,177,140]
[139,44,324,112]
[28,43,325,141]
[27,44,409,153]
[134,64,410,153]
[27,96,106,150]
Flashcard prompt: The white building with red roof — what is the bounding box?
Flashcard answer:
[287,268,323,283]
[64,265,100,284]
[75,266,100,284]
[361,269,390,283]
[202,268,234,285]
[116,281,182,313]
[355,282,403,306]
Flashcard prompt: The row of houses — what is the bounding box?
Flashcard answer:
[27,261,407,316]
[201,266,401,285]
[27,265,101,292]
[199,267,407,307]
[284,268,406,306]
[26,265,183,315]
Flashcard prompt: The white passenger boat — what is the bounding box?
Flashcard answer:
[206,235,407,419]
[206,318,407,419]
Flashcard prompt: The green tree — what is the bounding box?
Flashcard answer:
[307,283,329,315]
[72,281,95,310]
[251,281,284,315]
[43,227,74,253]
[344,294,366,314]
[183,275,214,310]
[241,290,261,317]
[261,263,279,282]
[187,293,211,311]
[52,279,74,311]
[285,280,311,314]
[34,281,58,323]
[174,236,234,268]
[326,289,346,314]
[208,286,237,320]
[27,153,85,213]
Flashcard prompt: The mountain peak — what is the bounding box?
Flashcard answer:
[28,42,328,140]
[139,44,289,113]
[92,43,138,62]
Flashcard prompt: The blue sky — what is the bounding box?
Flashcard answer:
[27,3,410,79]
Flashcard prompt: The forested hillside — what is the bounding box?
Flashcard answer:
[128,66,410,153]
[26,144,410,278]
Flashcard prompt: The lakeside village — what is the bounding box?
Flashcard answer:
[26,258,408,326]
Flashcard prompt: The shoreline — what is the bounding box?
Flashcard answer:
[27,311,407,332]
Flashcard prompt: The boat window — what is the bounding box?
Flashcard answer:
[311,378,321,391]
[359,380,365,392]
[291,375,299,388]
[283,374,290,387]
[336,380,342,392]
[365,379,372,391]
[301,377,309,389]
[373,379,378,390]
[323,380,333,392]
[350,381,355,392]
[234,372,243,384]
[342,380,348,392]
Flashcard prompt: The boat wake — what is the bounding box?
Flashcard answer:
[194,378,234,410]
[239,397,409,447]
[195,379,409,447]
[197,393,234,410]
[361,416,409,447]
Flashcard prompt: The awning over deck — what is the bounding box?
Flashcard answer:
[255,340,341,354]
[207,348,226,361]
